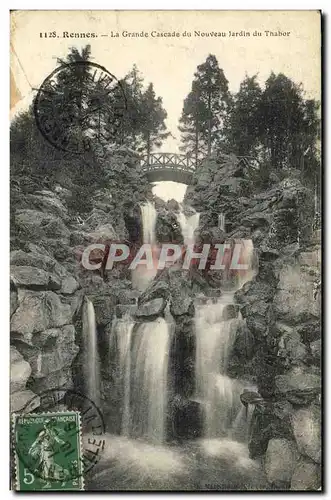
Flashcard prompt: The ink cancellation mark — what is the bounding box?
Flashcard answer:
[34,61,127,154]
[12,389,106,491]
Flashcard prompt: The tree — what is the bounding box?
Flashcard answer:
[119,64,145,149]
[140,82,170,157]
[224,74,262,157]
[179,54,231,163]
[257,72,319,171]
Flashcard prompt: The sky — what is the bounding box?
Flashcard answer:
[11,10,321,201]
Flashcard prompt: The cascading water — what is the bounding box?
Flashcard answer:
[140,200,157,244]
[218,213,225,231]
[109,313,135,435]
[194,239,256,441]
[82,298,101,406]
[128,317,172,443]
[132,201,158,291]
[176,206,200,245]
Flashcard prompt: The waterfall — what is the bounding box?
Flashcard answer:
[195,293,243,437]
[110,315,172,444]
[128,318,172,443]
[132,201,158,291]
[176,206,200,245]
[218,213,225,231]
[194,239,256,440]
[82,298,101,406]
[140,200,157,244]
[109,313,135,435]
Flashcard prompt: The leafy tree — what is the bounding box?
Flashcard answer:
[120,64,145,149]
[258,73,314,170]
[10,46,153,216]
[179,54,231,163]
[139,82,171,156]
[224,74,262,157]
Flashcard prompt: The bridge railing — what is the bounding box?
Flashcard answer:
[140,153,196,172]
[140,152,260,173]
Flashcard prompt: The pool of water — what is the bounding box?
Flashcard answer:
[85,434,269,491]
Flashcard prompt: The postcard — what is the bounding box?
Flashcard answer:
[10,10,321,491]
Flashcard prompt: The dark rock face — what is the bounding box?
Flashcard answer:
[290,457,321,490]
[275,367,321,405]
[135,297,167,320]
[168,398,203,440]
[155,210,183,244]
[264,438,298,488]
[291,405,321,464]
[10,191,82,404]
[169,316,196,399]
[169,269,195,317]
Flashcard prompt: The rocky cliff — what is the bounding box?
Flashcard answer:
[10,149,152,413]
[184,154,321,490]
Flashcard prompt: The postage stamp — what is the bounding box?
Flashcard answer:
[13,411,84,491]
[34,61,127,154]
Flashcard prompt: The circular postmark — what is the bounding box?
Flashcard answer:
[13,388,106,488]
[34,61,127,154]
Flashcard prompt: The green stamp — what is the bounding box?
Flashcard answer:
[13,411,84,491]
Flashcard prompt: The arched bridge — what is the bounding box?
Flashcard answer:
[140,153,196,184]
[140,152,259,184]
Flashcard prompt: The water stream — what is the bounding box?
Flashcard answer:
[176,206,200,245]
[84,200,263,489]
[81,297,101,406]
[128,318,172,443]
[194,239,256,439]
[132,201,158,291]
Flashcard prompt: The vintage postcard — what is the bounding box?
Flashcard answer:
[10,10,322,491]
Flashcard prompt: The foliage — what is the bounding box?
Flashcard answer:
[223,74,262,157]
[10,46,154,216]
[179,58,320,195]
[120,66,171,154]
[178,54,231,164]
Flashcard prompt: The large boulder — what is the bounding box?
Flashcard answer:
[87,293,117,326]
[29,367,74,393]
[10,346,31,393]
[277,330,308,366]
[10,265,61,290]
[11,389,40,413]
[135,298,166,319]
[264,438,298,487]
[273,260,320,325]
[24,191,68,219]
[15,325,79,379]
[138,275,170,305]
[15,209,70,242]
[11,290,72,339]
[275,366,321,405]
[10,249,79,295]
[291,406,321,464]
[290,458,321,490]
[168,268,194,317]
